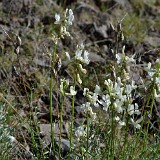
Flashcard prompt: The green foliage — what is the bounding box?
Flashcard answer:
[122,14,149,44]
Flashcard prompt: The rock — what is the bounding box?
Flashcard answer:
[144,36,160,47]
[2,0,31,15]
[89,52,106,64]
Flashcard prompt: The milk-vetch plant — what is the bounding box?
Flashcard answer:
[46,8,75,158]
[53,8,160,159]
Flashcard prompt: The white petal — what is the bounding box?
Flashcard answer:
[94,85,101,94]
[65,52,70,60]
[70,86,77,96]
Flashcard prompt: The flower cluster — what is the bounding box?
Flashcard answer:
[55,9,74,26]
[60,79,77,96]
[115,46,135,65]
[54,9,90,86]
[53,9,74,42]
[145,62,157,78]
[65,43,90,85]
[75,43,90,65]
[80,102,97,121]
[83,77,142,129]
[75,125,87,141]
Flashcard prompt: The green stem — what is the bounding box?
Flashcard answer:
[49,43,57,159]
[50,75,55,157]
[131,88,153,159]
[86,111,90,160]
[69,74,76,156]
[142,94,155,153]
[111,105,115,160]
[122,114,129,160]
[59,94,64,159]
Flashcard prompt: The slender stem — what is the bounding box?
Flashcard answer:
[131,89,152,159]
[59,94,64,159]
[69,74,76,156]
[49,75,55,157]
[86,111,89,160]
[49,43,57,159]
[122,114,129,160]
[109,103,115,160]
[143,94,155,153]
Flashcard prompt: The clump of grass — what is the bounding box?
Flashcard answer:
[122,13,149,44]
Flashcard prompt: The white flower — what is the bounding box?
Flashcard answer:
[154,89,160,102]
[90,111,97,121]
[65,52,70,60]
[115,116,120,121]
[128,103,141,115]
[116,53,123,64]
[130,117,142,129]
[134,103,141,115]
[75,126,86,139]
[127,55,136,63]
[81,103,88,113]
[68,9,74,25]
[60,79,65,94]
[70,86,77,96]
[117,77,122,85]
[122,45,125,55]
[60,26,70,37]
[65,8,68,15]
[94,85,101,94]
[147,62,152,70]
[80,42,85,50]
[83,88,89,96]
[127,104,134,115]
[69,9,73,16]
[113,82,122,96]
[115,116,126,129]
[55,13,60,23]
[83,50,90,64]
[92,93,99,107]
[8,136,16,143]
[81,102,96,120]
[104,79,113,90]
[119,121,125,126]
[75,48,90,65]
[123,69,130,80]
[114,99,123,113]
[75,49,83,61]
[60,79,69,94]
[131,80,137,89]
[99,94,111,111]
[117,121,126,129]
[148,71,155,77]
[125,81,136,96]
[155,77,160,88]
[125,84,132,95]
[145,62,156,78]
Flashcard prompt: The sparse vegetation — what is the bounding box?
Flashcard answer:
[0,1,160,160]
